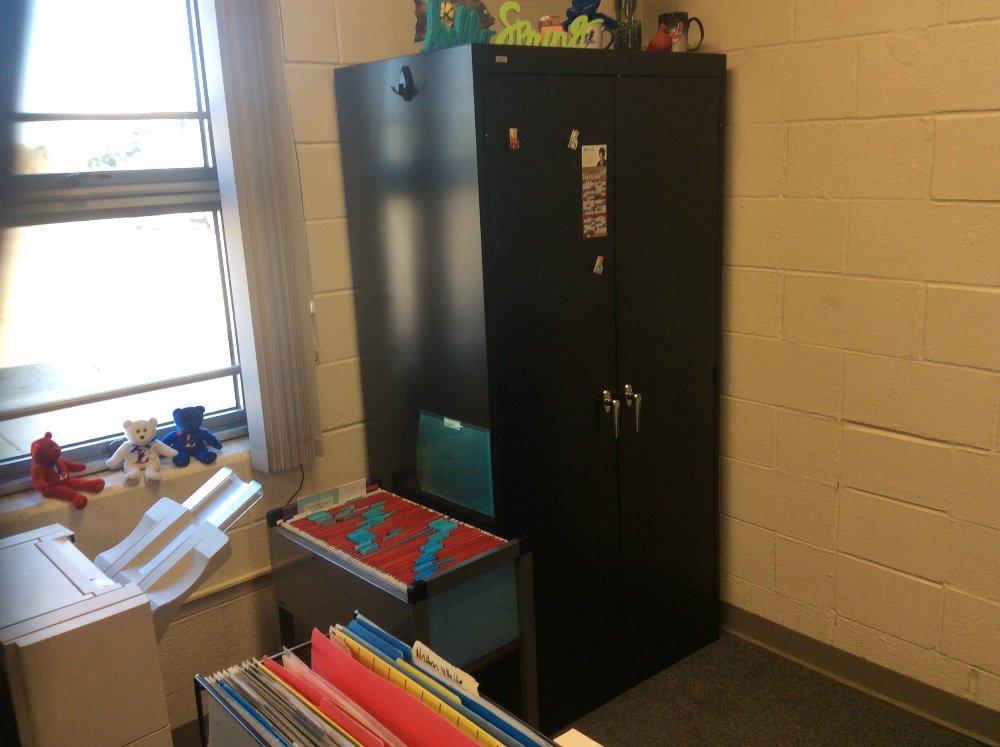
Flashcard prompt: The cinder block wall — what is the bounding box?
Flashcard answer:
[643,0,1000,712]
[277,0,423,495]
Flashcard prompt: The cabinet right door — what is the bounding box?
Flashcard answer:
[614,75,723,681]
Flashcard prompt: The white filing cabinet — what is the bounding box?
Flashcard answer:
[0,524,172,746]
[1,468,262,745]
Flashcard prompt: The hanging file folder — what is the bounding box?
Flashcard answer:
[196,613,563,747]
[310,628,479,747]
[281,488,506,587]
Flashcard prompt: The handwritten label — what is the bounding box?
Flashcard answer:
[492,1,594,47]
[296,478,367,515]
[413,640,480,695]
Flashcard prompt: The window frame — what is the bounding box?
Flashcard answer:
[0,0,248,494]
[6,167,221,225]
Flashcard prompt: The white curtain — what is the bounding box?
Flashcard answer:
[200,0,322,472]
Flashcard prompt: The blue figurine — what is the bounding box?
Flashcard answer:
[163,405,222,467]
[564,0,618,30]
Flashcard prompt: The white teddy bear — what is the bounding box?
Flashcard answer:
[106,418,178,484]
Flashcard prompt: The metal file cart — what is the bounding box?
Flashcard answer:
[264,502,540,726]
[193,635,554,747]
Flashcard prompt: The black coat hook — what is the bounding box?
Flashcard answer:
[391,65,417,102]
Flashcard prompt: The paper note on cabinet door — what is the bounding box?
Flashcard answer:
[582,144,608,238]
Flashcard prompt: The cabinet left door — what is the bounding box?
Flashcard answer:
[481,72,620,731]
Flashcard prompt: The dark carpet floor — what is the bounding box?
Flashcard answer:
[569,633,979,746]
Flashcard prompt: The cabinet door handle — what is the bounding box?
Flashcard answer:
[602,389,621,439]
[624,384,641,433]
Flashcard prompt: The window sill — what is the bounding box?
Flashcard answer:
[0,439,254,561]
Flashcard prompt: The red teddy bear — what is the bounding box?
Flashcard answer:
[30,432,105,509]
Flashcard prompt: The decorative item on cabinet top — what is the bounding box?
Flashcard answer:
[649,11,704,53]
[492,2,594,48]
[564,0,618,49]
[416,0,495,43]
[418,0,624,50]
[612,0,641,51]
[422,0,496,50]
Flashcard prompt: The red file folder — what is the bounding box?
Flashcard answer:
[309,629,478,747]
[285,490,509,584]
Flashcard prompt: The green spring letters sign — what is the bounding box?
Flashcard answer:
[492,1,594,47]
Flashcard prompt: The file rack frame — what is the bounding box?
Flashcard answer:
[265,505,539,725]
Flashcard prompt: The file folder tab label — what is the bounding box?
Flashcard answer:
[413,640,480,696]
[297,477,367,516]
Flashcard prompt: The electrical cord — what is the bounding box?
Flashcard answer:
[282,463,306,508]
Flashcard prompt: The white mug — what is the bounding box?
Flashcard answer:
[585,20,609,49]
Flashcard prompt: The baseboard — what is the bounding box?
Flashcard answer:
[721,603,999,746]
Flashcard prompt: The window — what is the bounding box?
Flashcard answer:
[0,0,245,491]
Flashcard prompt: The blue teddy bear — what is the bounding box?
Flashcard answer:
[163,406,222,467]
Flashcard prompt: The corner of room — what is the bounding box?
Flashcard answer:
[1,1,997,745]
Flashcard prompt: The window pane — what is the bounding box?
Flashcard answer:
[14,118,206,175]
[0,212,236,414]
[0,377,240,460]
[19,0,200,115]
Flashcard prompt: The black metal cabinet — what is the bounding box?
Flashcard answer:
[335,46,725,732]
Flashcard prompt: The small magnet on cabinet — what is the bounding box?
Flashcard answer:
[593,255,604,275]
[567,129,580,150]
[508,128,520,151]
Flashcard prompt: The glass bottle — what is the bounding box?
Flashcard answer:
[613,0,641,51]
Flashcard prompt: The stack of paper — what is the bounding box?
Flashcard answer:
[201,613,552,747]
[280,490,507,585]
